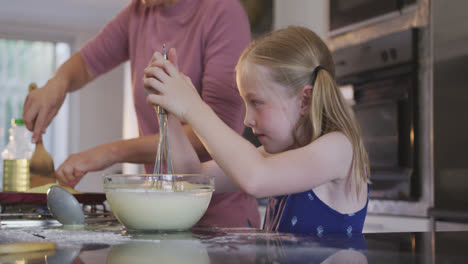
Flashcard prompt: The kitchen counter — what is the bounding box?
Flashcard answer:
[1,218,468,263]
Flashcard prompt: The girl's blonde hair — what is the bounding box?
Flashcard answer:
[236,26,370,196]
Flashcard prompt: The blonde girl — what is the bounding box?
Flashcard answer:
[144,26,370,235]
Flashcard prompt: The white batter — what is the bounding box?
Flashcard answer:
[106,188,212,231]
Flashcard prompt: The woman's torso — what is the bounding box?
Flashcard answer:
[128,1,258,228]
[80,0,256,228]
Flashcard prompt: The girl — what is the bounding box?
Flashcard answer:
[144,26,371,235]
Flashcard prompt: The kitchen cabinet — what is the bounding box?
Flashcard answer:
[363,214,431,233]
[436,221,468,232]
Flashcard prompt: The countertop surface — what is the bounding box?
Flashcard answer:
[1,218,468,263]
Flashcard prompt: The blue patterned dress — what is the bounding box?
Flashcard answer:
[263,188,368,235]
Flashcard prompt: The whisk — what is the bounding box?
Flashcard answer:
[153,44,174,188]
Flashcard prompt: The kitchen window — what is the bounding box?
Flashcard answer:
[0,38,71,181]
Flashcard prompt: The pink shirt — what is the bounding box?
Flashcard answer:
[80,0,260,228]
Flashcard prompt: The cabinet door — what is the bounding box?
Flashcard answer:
[364,215,431,233]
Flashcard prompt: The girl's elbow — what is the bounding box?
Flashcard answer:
[239,176,265,199]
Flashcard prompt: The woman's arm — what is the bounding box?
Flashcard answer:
[167,114,201,174]
[56,134,155,186]
[167,114,241,193]
[23,52,94,143]
[55,121,209,187]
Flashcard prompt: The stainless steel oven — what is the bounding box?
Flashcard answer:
[330,0,417,36]
[333,28,419,201]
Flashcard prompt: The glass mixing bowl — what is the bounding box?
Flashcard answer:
[103,174,214,231]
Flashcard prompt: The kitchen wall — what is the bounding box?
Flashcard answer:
[0,0,128,192]
[273,0,327,38]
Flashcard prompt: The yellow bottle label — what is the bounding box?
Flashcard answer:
[3,159,30,192]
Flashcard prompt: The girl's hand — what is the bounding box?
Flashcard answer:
[147,47,179,71]
[143,50,203,122]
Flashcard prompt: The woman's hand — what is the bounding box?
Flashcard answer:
[143,49,204,123]
[23,81,67,143]
[23,52,94,143]
[55,145,117,187]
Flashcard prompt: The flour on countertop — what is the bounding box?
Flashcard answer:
[0,227,160,248]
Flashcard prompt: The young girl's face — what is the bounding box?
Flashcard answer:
[237,62,303,154]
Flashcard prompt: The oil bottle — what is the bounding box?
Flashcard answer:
[1,118,33,192]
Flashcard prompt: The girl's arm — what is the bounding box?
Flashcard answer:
[186,103,353,198]
[145,60,353,198]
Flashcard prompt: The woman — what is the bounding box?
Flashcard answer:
[23,0,260,228]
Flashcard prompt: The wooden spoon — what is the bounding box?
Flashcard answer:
[28,83,56,188]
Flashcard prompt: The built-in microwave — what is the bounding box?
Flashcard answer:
[333,28,420,201]
[329,0,417,36]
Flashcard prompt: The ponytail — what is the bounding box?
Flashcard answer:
[311,69,371,197]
